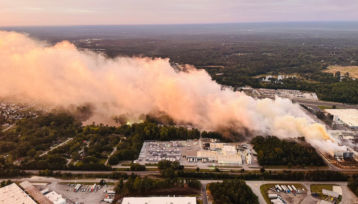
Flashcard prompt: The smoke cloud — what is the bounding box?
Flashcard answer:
[0,31,345,153]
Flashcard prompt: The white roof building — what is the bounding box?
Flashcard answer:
[0,183,37,204]
[322,189,339,198]
[122,197,196,204]
[45,191,66,204]
[325,109,358,128]
[218,154,242,164]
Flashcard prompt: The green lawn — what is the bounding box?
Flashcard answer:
[75,161,83,167]
[99,159,107,164]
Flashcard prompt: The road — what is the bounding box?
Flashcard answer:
[1,124,15,132]
[292,98,358,109]
[24,170,160,175]
[201,183,208,204]
[40,138,73,157]
[105,147,117,166]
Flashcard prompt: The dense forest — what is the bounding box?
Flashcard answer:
[209,179,259,204]
[251,136,325,166]
[348,174,358,197]
[0,112,224,170]
[78,33,358,103]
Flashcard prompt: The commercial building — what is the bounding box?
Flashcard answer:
[322,189,339,198]
[186,150,243,165]
[45,191,66,204]
[121,197,196,204]
[334,151,354,158]
[20,181,53,204]
[325,109,358,129]
[0,183,37,204]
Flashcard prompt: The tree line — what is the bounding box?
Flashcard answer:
[209,179,259,204]
[251,136,325,167]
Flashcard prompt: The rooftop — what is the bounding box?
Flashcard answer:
[20,181,54,204]
[121,197,196,204]
[0,183,37,204]
[325,109,358,127]
[45,191,66,204]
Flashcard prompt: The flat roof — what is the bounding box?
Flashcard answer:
[322,189,339,197]
[186,150,197,157]
[0,183,37,204]
[325,109,358,127]
[122,197,196,204]
[45,191,66,204]
[20,181,54,204]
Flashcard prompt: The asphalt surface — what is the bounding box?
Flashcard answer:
[201,183,208,204]
[292,98,358,109]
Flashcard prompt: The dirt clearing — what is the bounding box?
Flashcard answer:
[323,65,358,78]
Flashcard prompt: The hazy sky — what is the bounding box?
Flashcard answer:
[1,0,358,26]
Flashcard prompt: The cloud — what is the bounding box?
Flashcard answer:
[0,31,347,154]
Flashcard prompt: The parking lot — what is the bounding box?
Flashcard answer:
[37,182,115,204]
[136,140,201,165]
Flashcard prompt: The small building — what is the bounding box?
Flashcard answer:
[334,151,354,158]
[45,191,66,204]
[322,189,339,198]
[121,197,196,204]
[246,153,252,164]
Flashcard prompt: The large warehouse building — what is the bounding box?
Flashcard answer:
[0,183,37,204]
[325,109,358,128]
[122,197,196,204]
[186,150,243,165]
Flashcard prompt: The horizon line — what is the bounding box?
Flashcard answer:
[1,20,358,28]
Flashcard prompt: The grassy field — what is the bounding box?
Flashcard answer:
[99,159,107,165]
[260,183,307,204]
[323,65,358,78]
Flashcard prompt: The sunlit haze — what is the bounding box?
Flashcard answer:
[1,0,358,26]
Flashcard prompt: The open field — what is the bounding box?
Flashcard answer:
[323,65,358,78]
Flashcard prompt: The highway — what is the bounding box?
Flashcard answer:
[24,170,160,175]
[292,98,358,109]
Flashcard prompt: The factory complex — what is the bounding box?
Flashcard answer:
[186,142,255,165]
[325,109,358,128]
[135,139,257,167]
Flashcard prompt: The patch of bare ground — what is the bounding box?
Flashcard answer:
[323,65,358,78]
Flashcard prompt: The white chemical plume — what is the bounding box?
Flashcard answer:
[0,31,346,153]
